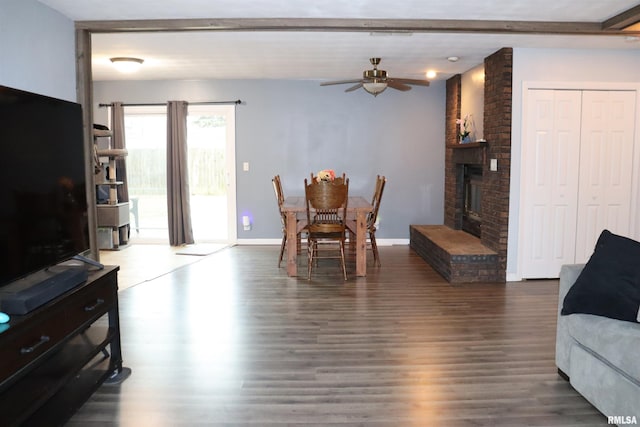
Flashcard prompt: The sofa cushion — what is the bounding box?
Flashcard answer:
[562,230,640,323]
[569,343,640,418]
[566,313,640,383]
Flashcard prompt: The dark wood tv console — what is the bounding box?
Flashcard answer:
[0,266,126,426]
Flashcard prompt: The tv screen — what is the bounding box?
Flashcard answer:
[0,85,90,288]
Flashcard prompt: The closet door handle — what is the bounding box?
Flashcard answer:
[21,335,50,354]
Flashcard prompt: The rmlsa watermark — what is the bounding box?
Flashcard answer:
[608,415,638,425]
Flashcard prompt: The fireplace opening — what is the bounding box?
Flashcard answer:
[462,164,482,237]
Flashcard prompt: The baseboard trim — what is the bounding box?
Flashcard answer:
[506,272,522,282]
[236,238,410,246]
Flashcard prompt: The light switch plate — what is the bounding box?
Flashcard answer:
[490,158,498,171]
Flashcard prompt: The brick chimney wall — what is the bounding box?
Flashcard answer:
[442,48,513,281]
[482,48,513,277]
[444,75,462,229]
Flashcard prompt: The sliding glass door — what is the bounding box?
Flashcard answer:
[122,104,236,244]
[185,105,236,243]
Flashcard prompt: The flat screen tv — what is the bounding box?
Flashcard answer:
[0,85,90,289]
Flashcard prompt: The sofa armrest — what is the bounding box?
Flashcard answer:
[558,264,585,313]
[556,263,585,374]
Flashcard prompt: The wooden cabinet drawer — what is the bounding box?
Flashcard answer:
[63,274,115,331]
[0,308,69,386]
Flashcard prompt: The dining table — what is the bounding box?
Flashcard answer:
[281,196,374,277]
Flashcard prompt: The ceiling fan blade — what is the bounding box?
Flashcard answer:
[389,78,430,87]
[320,79,363,86]
[345,83,363,92]
[387,81,412,91]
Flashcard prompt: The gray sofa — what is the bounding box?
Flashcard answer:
[556,264,640,419]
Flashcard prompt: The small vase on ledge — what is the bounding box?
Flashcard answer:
[460,135,472,144]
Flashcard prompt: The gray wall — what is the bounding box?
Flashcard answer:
[0,0,76,100]
[93,79,446,240]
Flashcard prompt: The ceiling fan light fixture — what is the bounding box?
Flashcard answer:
[321,58,426,96]
[362,80,388,96]
[110,57,144,73]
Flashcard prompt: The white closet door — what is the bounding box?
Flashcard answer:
[574,90,636,262]
[521,90,582,278]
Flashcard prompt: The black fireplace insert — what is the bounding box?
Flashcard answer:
[462,164,482,237]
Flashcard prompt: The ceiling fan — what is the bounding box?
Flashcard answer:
[320,57,430,96]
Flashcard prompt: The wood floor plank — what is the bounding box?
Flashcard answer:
[66,245,608,426]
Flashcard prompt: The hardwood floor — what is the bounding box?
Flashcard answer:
[99,243,228,291]
[67,245,607,426]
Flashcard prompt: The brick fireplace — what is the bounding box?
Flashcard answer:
[411,48,513,283]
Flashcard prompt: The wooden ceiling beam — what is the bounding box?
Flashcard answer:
[602,4,640,30]
[77,17,631,36]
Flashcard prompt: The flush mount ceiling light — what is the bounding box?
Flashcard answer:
[110,57,144,73]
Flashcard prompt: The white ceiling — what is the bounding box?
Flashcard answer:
[39,0,640,83]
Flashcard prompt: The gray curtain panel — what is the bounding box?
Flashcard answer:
[166,101,194,246]
[110,102,129,203]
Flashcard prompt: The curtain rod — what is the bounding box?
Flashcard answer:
[98,100,242,107]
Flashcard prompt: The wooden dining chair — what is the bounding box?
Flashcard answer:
[367,175,386,267]
[272,175,306,267]
[345,175,386,266]
[272,175,287,266]
[304,177,349,280]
